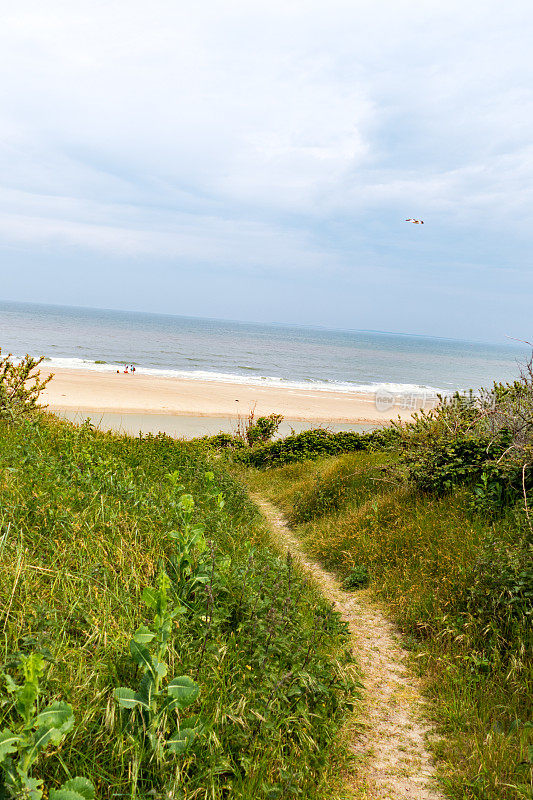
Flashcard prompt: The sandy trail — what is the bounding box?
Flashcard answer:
[253,496,444,800]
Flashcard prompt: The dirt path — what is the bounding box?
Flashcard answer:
[253,495,445,800]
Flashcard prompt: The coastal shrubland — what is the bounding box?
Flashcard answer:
[0,413,354,799]
[243,377,533,800]
[2,355,531,799]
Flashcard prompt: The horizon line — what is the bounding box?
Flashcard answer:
[0,296,527,350]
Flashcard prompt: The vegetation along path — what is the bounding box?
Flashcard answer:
[253,494,445,800]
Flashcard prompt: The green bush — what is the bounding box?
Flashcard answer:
[397,382,533,510]
[245,414,283,446]
[404,431,515,494]
[201,415,283,451]
[238,427,399,468]
[0,349,52,422]
[200,432,246,449]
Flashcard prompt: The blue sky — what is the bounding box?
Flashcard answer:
[0,0,532,342]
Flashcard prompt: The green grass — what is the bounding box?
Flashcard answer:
[0,414,355,799]
[244,451,533,800]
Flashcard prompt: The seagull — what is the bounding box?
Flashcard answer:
[406,218,424,224]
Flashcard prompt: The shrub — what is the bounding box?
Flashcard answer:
[201,432,246,449]
[200,416,283,450]
[232,408,284,447]
[404,430,514,495]
[245,413,283,446]
[0,350,52,422]
[239,427,399,468]
[396,378,533,509]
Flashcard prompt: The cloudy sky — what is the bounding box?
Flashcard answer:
[1,0,532,341]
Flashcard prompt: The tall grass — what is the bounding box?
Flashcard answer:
[245,451,533,800]
[0,414,355,799]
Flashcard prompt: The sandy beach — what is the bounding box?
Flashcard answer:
[41,367,432,429]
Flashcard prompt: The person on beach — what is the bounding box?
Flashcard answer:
[131,365,136,375]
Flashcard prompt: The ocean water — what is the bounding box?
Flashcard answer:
[0,301,528,396]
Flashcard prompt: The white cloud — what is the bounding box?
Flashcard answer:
[0,0,532,272]
[0,186,333,273]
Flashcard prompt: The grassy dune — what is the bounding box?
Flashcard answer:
[245,450,532,800]
[0,414,354,799]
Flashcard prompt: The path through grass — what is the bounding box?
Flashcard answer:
[253,494,444,800]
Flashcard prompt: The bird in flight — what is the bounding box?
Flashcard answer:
[406,218,424,224]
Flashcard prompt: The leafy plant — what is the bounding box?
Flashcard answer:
[238,427,398,468]
[166,474,223,602]
[342,565,369,590]
[114,572,202,765]
[200,432,246,449]
[395,376,533,511]
[472,469,507,514]
[245,414,283,446]
[0,653,95,799]
[168,506,210,602]
[0,350,53,422]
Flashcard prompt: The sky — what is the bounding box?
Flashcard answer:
[0,0,532,343]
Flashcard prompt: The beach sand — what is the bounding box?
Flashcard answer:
[41,367,432,436]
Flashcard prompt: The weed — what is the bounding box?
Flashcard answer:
[0,653,94,799]
[342,566,369,591]
[114,572,202,776]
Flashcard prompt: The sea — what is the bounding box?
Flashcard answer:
[0,300,528,398]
